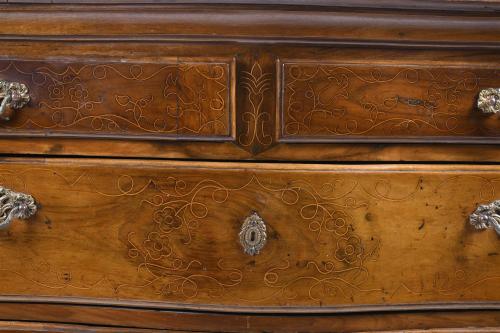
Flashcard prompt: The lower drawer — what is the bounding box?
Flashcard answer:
[0,158,499,311]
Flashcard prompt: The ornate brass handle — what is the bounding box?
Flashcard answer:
[469,200,500,236]
[0,186,37,228]
[239,212,267,256]
[0,81,30,120]
[477,88,500,114]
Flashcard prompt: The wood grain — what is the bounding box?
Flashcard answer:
[6,139,500,163]
[0,59,233,140]
[236,53,276,154]
[3,0,500,12]
[0,3,499,45]
[0,304,497,332]
[0,2,498,331]
[3,0,500,13]
[0,321,165,333]
[280,61,500,142]
[372,329,500,333]
[0,158,498,310]
[0,43,499,159]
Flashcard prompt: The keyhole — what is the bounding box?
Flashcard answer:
[250,231,256,242]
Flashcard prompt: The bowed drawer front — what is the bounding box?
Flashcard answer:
[0,158,499,310]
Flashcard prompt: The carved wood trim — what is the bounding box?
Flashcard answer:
[0,5,499,46]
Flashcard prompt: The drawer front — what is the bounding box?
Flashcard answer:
[1,159,500,310]
[0,58,233,140]
[280,60,500,143]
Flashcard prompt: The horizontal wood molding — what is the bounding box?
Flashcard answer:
[2,0,500,13]
[6,138,500,163]
[0,321,164,333]
[0,302,497,332]
[0,5,498,45]
[0,295,498,314]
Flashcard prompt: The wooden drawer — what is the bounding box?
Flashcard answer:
[0,55,234,141]
[279,50,500,144]
[0,158,499,311]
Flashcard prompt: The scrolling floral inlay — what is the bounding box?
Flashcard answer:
[118,174,380,302]
[282,63,500,139]
[0,60,231,138]
[0,166,499,306]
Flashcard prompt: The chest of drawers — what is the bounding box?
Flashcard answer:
[0,1,499,332]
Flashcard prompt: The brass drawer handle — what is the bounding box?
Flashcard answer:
[469,200,500,236]
[0,186,37,228]
[478,88,500,114]
[239,212,267,256]
[0,81,30,121]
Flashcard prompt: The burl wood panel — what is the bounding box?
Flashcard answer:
[280,62,500,142]
[0,59,232,140]
[0,158,499,310]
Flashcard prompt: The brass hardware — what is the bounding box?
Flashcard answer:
[477,88,500,114]
[239,212,267,256]
[0,81,30,120]
[469,200,500,236]
[0,186,37,228]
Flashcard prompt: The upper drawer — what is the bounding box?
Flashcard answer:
[0,57,234,141]
[279,59,500,143]
[0,158,499,312]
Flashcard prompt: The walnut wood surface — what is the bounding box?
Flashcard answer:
[0,304,498,332]
[5,139,500,163]
[0,158,498,310]
[1,4,499,44]
[0,43,499,160]
[3,0,500,12]
[0,322,164,333]
[0,59,232,140]
[280,61,500,141]
[0,2,499,332]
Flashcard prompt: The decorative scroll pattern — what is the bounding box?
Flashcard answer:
[117,174,380,302]
[0,166,499,306]
[0,61,231,138]
[282,63,500,139]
